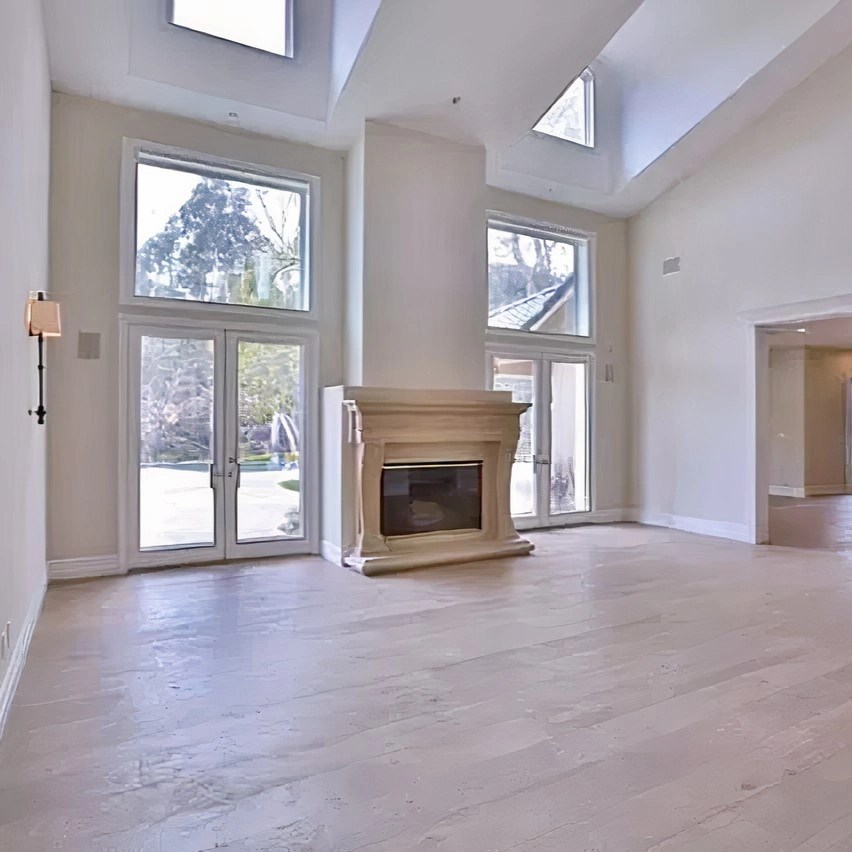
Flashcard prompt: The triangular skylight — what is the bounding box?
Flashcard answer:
[534,69,594,147]
[170,0,292,58]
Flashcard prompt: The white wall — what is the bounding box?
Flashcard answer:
[343,132,365,386]
[769,348,805,491]
[0,0,51,694]
[804,349,852,490]
[630,42,852,535]
[358,122,487,390]
[605,0,838,179]
[48,98,630,564]
[48,94,345,563]
[329,0,383,112]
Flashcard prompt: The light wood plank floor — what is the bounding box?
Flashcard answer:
[4,524,852,850]
[770,494,852,555]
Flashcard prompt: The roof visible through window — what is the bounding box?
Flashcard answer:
[170,0,291,58]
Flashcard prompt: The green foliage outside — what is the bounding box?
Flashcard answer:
[137,174,304,466]
[140,337,214,464]
[136,172,304,311]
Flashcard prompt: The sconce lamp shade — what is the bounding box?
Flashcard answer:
[25,293,61,338]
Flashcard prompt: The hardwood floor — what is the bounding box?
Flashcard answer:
[770,494,852,554]
[4,524,852,850]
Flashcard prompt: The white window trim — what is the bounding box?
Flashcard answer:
[166,0,295,59]
[533,68,595,149]
[119,137,322,325]
[486,212,597,348]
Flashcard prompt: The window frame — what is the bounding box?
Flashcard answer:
[533,68,596,149]
[485,213,596,347]
[167,0,294,60]
[120,138,321,325]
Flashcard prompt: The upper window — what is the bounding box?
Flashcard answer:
[169,0,293,58]
[134,151,309,312]
[534,68,594,148]
[487,218,590,338]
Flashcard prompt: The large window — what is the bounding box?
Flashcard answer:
[487,218,591,338]
[534,68,595,148]
[133,151,309,312]
[169,0,293,58]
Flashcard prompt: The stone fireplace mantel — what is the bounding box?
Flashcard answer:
[322,387,534,576]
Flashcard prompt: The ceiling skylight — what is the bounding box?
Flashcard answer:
[534,69,594,148]
[170,0,292,58]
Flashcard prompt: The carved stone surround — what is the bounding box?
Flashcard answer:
[341,388,534,576]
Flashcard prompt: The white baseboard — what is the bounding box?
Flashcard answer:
[48,555,124,582]
[632,511,752,544]
[769,486,806,498]
[0,580,46,740]
[320,540,343,567]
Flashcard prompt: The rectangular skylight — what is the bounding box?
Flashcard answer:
[170,0,292,58]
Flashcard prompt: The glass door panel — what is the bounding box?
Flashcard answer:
[127,325,313,568]
[233,339,304,545]
[490,352,591,528]
[492,357,536,519]
[550,361,590,515]
[135,331,222,559]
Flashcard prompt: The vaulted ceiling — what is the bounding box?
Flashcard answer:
[42,0,852,217]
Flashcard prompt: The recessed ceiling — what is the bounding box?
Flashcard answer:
[492,0,852,216]
[41,0,852,217]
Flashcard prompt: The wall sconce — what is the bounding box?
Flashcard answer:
[25,291,62,425]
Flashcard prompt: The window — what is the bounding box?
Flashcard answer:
[487,218,591,338]
[534,68,594,148]
[169,0,292,58]
[133,151,310,312]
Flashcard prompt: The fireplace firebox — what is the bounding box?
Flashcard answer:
[381,461,483,537]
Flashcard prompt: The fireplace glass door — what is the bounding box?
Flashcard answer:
[491,353,590,528]
[381,462,483,537]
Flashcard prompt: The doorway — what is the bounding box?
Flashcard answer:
[757,316,852,552]
[490,352,591,528]
[122,323,317,569]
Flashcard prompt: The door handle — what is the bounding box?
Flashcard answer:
[209,465,224,487]
[533,456,551,468]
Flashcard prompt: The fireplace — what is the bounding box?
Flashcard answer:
[381,461,483,537]
[321,386,534,575]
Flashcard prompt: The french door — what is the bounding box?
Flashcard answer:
[123,323,316,568]
[490,352,591,529]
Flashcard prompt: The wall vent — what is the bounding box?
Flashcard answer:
[663,256,681,276]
